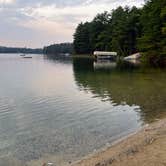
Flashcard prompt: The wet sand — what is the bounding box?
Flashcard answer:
[71,118,166,166]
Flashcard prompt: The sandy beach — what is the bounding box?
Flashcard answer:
[27,118,166,166]
[71,118,166,166]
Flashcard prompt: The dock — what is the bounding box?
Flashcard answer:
[94,51,117,60]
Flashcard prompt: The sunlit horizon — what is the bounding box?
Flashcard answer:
[0,0,144,48]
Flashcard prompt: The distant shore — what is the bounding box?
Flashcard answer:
[72,54,94,59]
[71,118,166,166]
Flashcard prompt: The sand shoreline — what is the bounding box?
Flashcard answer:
[28,119,166,166]
[71,118,166,166]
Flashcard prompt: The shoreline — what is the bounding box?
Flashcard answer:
[27,118,166,166]
[71,118,166,166]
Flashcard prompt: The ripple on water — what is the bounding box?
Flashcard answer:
[1,54,164,165]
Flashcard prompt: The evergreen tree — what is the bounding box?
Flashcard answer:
[73,0,166,65]
[136,0,166,65]
[44,43,73,54]
[73,22,92,54]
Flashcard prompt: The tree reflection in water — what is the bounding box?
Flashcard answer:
[73,58,166,123]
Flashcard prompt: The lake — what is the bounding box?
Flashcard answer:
[0,54,166,165]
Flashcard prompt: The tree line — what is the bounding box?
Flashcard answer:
[0,46,43,54]
[73,0,166,64]
[43,43,73,54]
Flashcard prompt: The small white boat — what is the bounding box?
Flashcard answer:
[65,53,70,57]
[23,56,32,59]
[20,54,26,57]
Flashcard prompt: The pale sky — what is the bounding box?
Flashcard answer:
[0,0,144,48]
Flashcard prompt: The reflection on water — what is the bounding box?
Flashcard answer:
[0,54,165,165]
[93,60,117,70]
[73,58,166,123]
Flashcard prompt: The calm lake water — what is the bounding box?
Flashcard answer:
[0,54,166,165]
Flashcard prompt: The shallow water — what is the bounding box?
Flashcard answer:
[0,54,165,165]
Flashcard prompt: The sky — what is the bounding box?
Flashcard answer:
[0,0,145,48]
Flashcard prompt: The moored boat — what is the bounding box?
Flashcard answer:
[20,54,26,57]
[23,56,32,58]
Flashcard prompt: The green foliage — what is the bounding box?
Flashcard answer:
[110,7,141,56]
[0,46,42,54]
[73,6,141,56]
[137,0,162,53]
[73,22,92,54]
[44,43,73,54]
[73,12,111,54]
[73,0,166,65]
[136,0,166,65]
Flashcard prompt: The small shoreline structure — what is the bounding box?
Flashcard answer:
[93,51,141,62]
[93,51,142,69]
[93,51,118,61]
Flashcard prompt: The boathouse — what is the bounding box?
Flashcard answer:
[93,51,117,60]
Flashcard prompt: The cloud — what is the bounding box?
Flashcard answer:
[0,0,15,4]
[0,0,145,48]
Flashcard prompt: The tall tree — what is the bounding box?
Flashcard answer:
[73,22,92,54]
[43,43,73,54]
[90,12,111,51]
[136,0,166,66]
[73,0,166,64]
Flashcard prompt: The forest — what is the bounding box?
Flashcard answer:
[0,46,43,54]
[73,0,166,65]
[43,43,73,54]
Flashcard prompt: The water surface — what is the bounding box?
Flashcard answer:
[0,54,166,165]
